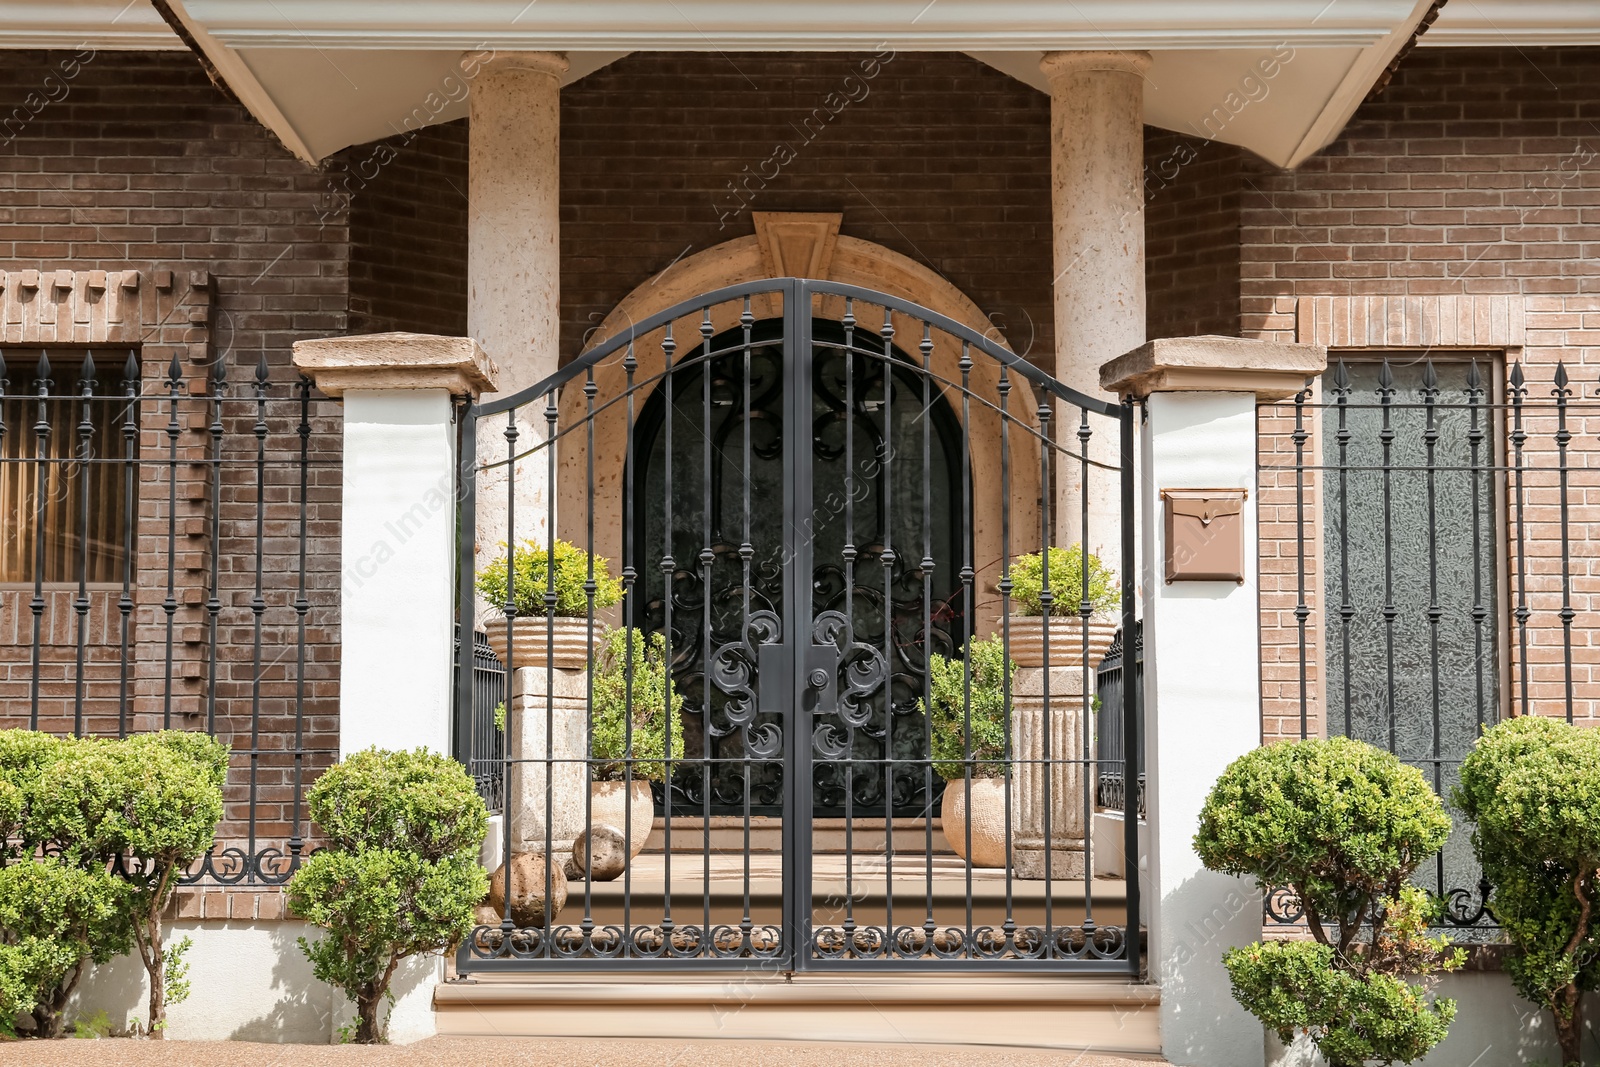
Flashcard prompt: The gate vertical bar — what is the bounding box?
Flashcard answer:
[784,280,811,970]
[1120,399,1140,977]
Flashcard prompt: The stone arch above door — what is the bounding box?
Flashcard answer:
[556,215,1046,632]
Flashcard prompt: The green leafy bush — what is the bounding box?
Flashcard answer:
[0,730,64,863]
[1007,544,1120,618]
[0,862,132,1037]
[28,731,227,1038]
[1456,715,1600,1067]
[289,748,489,1043]
[1195,737,1461,1067]
[476,538,622,618]
[922,635,1015,781]
[589,627,685,782]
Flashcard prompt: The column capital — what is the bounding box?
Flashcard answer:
[1099,334,1326,401]
[474,50,569,80]
[292,332,499,399]
[1039,50,1152,85]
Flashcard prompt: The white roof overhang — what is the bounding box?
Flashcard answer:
[5,2,1598,168]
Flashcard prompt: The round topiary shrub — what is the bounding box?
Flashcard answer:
[1456,715,1600,1067]
[289,748,489,1044]
[475,538,622,618]
[1194,737,1461,1067]
[1007,544,1120,618]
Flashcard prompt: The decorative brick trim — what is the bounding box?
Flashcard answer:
[166,886,295,922]
[0,269,147,346]
[1294,295,1525,352]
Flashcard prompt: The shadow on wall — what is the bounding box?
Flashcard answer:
[1265,974,1593,1067]
[67,920,338,1043]
[228,922,339,1042]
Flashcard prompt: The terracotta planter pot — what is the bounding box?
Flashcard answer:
[1003,615,1118,670]
[589,780,655,858]
[483,616,594,671]
[940,777,1009,868]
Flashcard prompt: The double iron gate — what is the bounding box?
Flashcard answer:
[454,279,1141,972]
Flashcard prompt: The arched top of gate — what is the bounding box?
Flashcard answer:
[476,276,1120,420]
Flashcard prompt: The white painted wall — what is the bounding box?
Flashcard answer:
[1141,390,1264,1067]
[338,388,458,757]
[66,920,442,1043]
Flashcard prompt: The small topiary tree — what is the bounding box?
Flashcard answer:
[1007,544,1120,618]
[0,729,135,1039]
[0,861,132,1037]
[288,748,488,1044]
[589,627,685,782]
[922,634,1015,781]
[1194,737,1462,1067]
[475,538,623,618]
[1456,715,1600,1067]
[29,731,227,1037]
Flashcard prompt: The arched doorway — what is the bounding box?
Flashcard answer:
[632,319,967,819]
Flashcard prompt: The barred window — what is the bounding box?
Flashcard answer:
[0,350,136,584]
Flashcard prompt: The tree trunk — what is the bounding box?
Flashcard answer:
[141,901,167,1038]
[1555,989,1583,1067]
[355,983,383,1044]
[32,959,86,1038]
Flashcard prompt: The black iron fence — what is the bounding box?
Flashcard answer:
[454,628,505,813]
[1259,355,1600,932]
[0,348,340,884]
[1095,622,1143,818]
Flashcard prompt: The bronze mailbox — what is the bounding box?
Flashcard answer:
[1162,488,1248,584]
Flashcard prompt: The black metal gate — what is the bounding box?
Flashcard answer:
[455,279,1141,973]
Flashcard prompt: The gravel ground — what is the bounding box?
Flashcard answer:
[2,1036,1169,1066]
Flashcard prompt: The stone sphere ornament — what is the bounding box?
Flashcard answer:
[571,824,628,882]
[486,851,568,928]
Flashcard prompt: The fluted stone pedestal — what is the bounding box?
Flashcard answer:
[1010,666,1089,880]
[511,663,589,855]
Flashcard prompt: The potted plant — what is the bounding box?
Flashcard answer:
[587,626,685,858]
[1004,545,1120,670]
[476,539,623,670]
[924,635,1014,867]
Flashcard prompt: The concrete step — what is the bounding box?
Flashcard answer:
[435,973,1161,1053]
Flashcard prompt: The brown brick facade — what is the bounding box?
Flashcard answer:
[0,50,348,854]
[1236,47,1600,739]
[558,51,1057,368]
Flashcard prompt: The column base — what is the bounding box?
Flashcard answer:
[1011,843,1086,880]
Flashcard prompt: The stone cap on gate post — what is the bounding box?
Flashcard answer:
[291,332,499,397]
[1099,334,1327,400]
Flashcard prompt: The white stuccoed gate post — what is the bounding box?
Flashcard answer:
[293,331,497,1043]
[1101,335,1325,1067]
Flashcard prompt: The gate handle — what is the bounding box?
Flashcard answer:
[804,641,840,717]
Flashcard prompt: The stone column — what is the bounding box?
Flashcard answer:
[1101,336,1325,1067]
[292,333,497,759]
[468,51,567,585]
[1041,50,1150,562]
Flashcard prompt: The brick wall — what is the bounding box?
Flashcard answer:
[1144,130,1242,338]
[559,51,1057,368]
[0,50,346,853]
[342,119,469,336]
[1245,47,1600,739]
